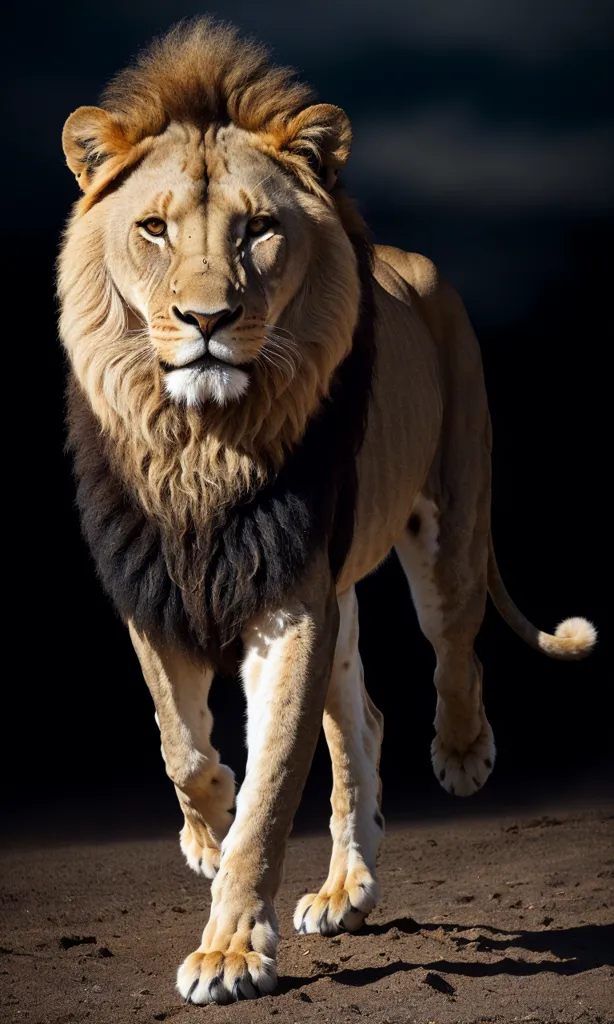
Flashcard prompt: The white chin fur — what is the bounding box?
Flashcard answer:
[164,365,250,407]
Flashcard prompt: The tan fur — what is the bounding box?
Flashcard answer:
[128,626,235,879]
[294,586,383,936]
[177,554,338,1003]
[59,19,595,1004]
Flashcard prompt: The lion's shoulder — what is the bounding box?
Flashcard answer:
[373,246,467,345]
[374,247,441,299]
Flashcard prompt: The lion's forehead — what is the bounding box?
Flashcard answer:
[128,123,291,223]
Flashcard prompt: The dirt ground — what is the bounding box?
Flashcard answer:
[1,807,612,1024]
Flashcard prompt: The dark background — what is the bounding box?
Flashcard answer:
[3,0,612,842]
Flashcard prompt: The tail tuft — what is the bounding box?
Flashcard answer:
[538,617,597,660]
[487,534,596,661]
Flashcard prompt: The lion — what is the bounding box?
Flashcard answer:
[58,17,596,1005]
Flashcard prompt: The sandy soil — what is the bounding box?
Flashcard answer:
[1,808,612,1024]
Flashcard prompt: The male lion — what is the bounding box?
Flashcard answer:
[59,18,595,1005]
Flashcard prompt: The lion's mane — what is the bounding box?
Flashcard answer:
[62,19,376,670]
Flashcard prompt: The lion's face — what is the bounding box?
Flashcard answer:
[59,22,369,530]
[60,83,363,513]
[97,122,320,407]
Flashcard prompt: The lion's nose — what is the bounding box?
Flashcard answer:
[172,304,243,339]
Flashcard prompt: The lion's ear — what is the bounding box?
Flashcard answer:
[62,106,131,191]
[276,104,352,189]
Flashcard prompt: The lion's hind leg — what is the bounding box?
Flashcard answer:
[294,586,383,936]
[395,493,495,796]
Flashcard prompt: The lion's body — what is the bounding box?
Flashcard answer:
[343,248,453,588]
[58,18,595,1006]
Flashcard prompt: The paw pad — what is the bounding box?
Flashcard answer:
[431,720,496,797]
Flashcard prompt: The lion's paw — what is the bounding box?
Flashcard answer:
[179,821,221,880]
[177,949,277,1005]
[431,720,495,796]
[294,872,380,936]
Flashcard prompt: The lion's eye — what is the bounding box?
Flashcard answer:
[140,218,166,237]
[246,216,275,238]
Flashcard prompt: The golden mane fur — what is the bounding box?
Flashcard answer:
[59,18,368,535]
[65,18,351,199]
[100,19,344,174]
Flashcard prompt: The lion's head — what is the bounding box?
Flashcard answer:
[59,19,367,527]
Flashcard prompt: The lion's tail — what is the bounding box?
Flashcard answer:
[487,533,597,660]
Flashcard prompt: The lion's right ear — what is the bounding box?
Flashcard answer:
[62,106,131,191]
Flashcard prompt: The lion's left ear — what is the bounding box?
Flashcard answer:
[276,104,352,189]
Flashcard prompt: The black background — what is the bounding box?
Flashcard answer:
[3,0,611,842]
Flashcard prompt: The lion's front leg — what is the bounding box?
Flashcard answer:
[177,565,338,1005]
[295,585,384,936]
[129,625,235,879]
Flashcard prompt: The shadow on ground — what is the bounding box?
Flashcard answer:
[279,919,614,992]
